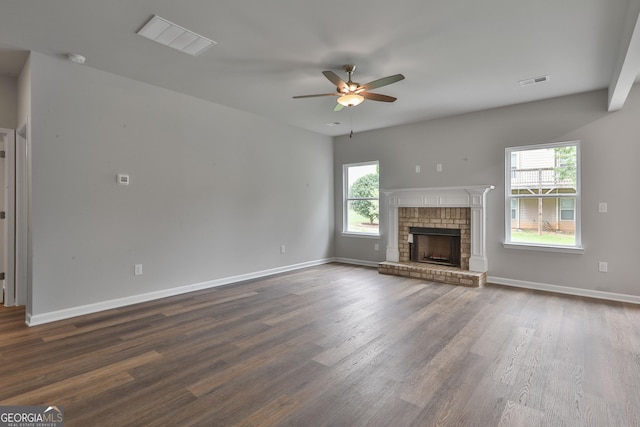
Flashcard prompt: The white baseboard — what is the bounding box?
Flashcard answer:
[336,259,640,306]
[488,276,640,305]
[26,258,335,326]
[28,260,638,326]
[334,257,380,268]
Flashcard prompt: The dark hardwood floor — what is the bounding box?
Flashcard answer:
[1,263,639,426]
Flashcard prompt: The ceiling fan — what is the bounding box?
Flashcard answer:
[293,65,405,111]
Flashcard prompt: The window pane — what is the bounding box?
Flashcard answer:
[510,146,577,194]
[348,164,379,198]
[560,198,574,209]
[347,199,379,234]
[510,197,575,245]
[560,197,575,221]
[560,210,574,221]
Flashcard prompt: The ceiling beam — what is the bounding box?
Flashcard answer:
[608,0,640,111]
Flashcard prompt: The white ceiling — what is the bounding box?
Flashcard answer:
[0,0,638,136]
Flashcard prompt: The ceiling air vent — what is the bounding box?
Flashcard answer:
[137,15,216,56]
[518,75,551,87]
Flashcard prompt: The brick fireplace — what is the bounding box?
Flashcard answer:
[378,186,494,287]
[403,209,469,268]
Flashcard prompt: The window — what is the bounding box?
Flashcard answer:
[505,141,582,252]
[560,198,575,221]
[343,161,379,236]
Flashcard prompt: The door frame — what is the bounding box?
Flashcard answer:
[15,121,29,307]
[0,128,16,306]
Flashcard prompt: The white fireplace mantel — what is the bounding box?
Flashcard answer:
[381,185,495,272]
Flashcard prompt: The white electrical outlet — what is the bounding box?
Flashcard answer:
[598,261,608,273]
[374,243,379,251]
[280,245,286,254]
[415,165,421,173]
[436,163,443,172]
[117,173,130,185]
[134,264,143,275]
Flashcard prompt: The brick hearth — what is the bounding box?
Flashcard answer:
[378,261,486,287]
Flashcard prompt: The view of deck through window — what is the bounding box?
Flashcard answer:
[506,142,580,248]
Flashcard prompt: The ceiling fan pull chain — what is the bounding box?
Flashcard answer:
[349,108,354,138]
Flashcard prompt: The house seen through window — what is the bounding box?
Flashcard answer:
[505,141,581,249]
[343,161,379,236]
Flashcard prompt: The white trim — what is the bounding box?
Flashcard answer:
[16,121,30,307]
[502,242,585,254]
[340,232,380,239]
[0,129,15,307]
[334,257,379,268]
[505,140,580,153]
[26,258,335,326]
[608,0,640,111]
[488,276,640,305]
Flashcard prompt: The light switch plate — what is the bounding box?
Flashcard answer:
[598,261,608,273]
[598,202,607,213]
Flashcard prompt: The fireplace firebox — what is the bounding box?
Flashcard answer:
[409,227,461,267]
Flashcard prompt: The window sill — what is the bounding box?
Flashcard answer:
[503,242,584,254]
[341,232,380,239]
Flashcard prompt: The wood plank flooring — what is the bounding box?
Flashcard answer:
[1,263,639,426]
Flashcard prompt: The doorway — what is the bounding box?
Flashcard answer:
[0,128,15,305]
[0,124,28,308]
[15,122,28,306]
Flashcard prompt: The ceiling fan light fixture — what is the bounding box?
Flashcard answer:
[294,65,404,110]
[337,93,364,107]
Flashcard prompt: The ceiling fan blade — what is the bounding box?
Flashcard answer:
[358,74,405,92]
[293,93,339,99]
[334,103,344,112]
[322,71,348,91]
[362,92,397,102]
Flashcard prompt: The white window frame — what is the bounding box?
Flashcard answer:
[342,161,380,238]
[504,141,583,254]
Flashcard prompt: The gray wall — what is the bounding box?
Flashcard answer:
[0,75,17,128]
[334,87,640,297]
[29,52,334,318]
